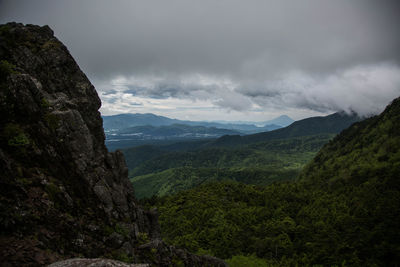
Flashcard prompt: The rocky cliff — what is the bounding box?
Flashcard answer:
[0,22,226,267]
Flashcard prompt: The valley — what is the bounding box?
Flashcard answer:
[107,111,360,199]
[106,100,400,266]
[103,113,292,150]
[127,134,334,198]
[142,97,400,266]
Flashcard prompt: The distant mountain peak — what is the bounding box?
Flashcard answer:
[262,114,294,127]
[277,114,291,119]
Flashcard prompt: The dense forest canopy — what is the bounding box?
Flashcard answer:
[141,97,400,266]
[129,134,333,198]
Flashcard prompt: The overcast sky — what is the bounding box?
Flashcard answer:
[1,0,400,121]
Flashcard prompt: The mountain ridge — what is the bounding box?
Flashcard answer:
[261,114,294,127]
[103,112,287,133]
[121,111,363,197]
[103,113,284,150]
[210,111,362,147]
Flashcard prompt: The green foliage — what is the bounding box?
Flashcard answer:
[2,123,30,147]
[17,177,32,186]
[102,223,130,238]
[144,97,400,266]
[114,252,133,263]
[137,232,150,246]
[44,182,62,202]
[208,112,360,147]
[129,134,333,198]
[115,223,130,238]
[103,225,115,236]
[106,250,134,263]
[44,113,60,130]
[8,133,30,147]
[0,24,12,34]
[171,257,185,267]
[301,101,400,187]
[129,135,332,177]
[0,60,17,79]
[40,98,50,109]
[132,167,299,199]
[151,176,399,265]
[41,40,62,50]
[226,255,276,267]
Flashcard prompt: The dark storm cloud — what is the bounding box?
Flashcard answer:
[1,0,400,117]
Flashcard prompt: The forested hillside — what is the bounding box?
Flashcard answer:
[209,112,360,147]
[143,97,400,266]
[130,134,333,198]
[126,111,362,199]
[301,96,400,186]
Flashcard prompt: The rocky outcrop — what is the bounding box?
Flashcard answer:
[0,23,226,266]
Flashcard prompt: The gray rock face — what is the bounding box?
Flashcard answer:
[0,23,226,267]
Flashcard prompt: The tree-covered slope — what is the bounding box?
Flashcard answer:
[128,134,333,177]
[301,97,400,185]
[130,134,333,198]
[210,112,361,147]
[145,97,400,266]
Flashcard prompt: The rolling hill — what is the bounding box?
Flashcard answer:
[103,113,286,134]
[103,113,289,150]
[124,111,362,198]
[129,134,334,198]
[103,113,182,130]
[210,112,361,147]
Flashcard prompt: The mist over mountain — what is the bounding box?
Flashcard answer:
[103,113,181,130]
[261,115,294,127]
[3,1,399,119]
[103,113,287,150]
[103,113,289,131]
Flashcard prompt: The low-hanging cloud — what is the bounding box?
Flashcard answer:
[1,0,400,119]
[247,63,400,116]
[97,62,400,117]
